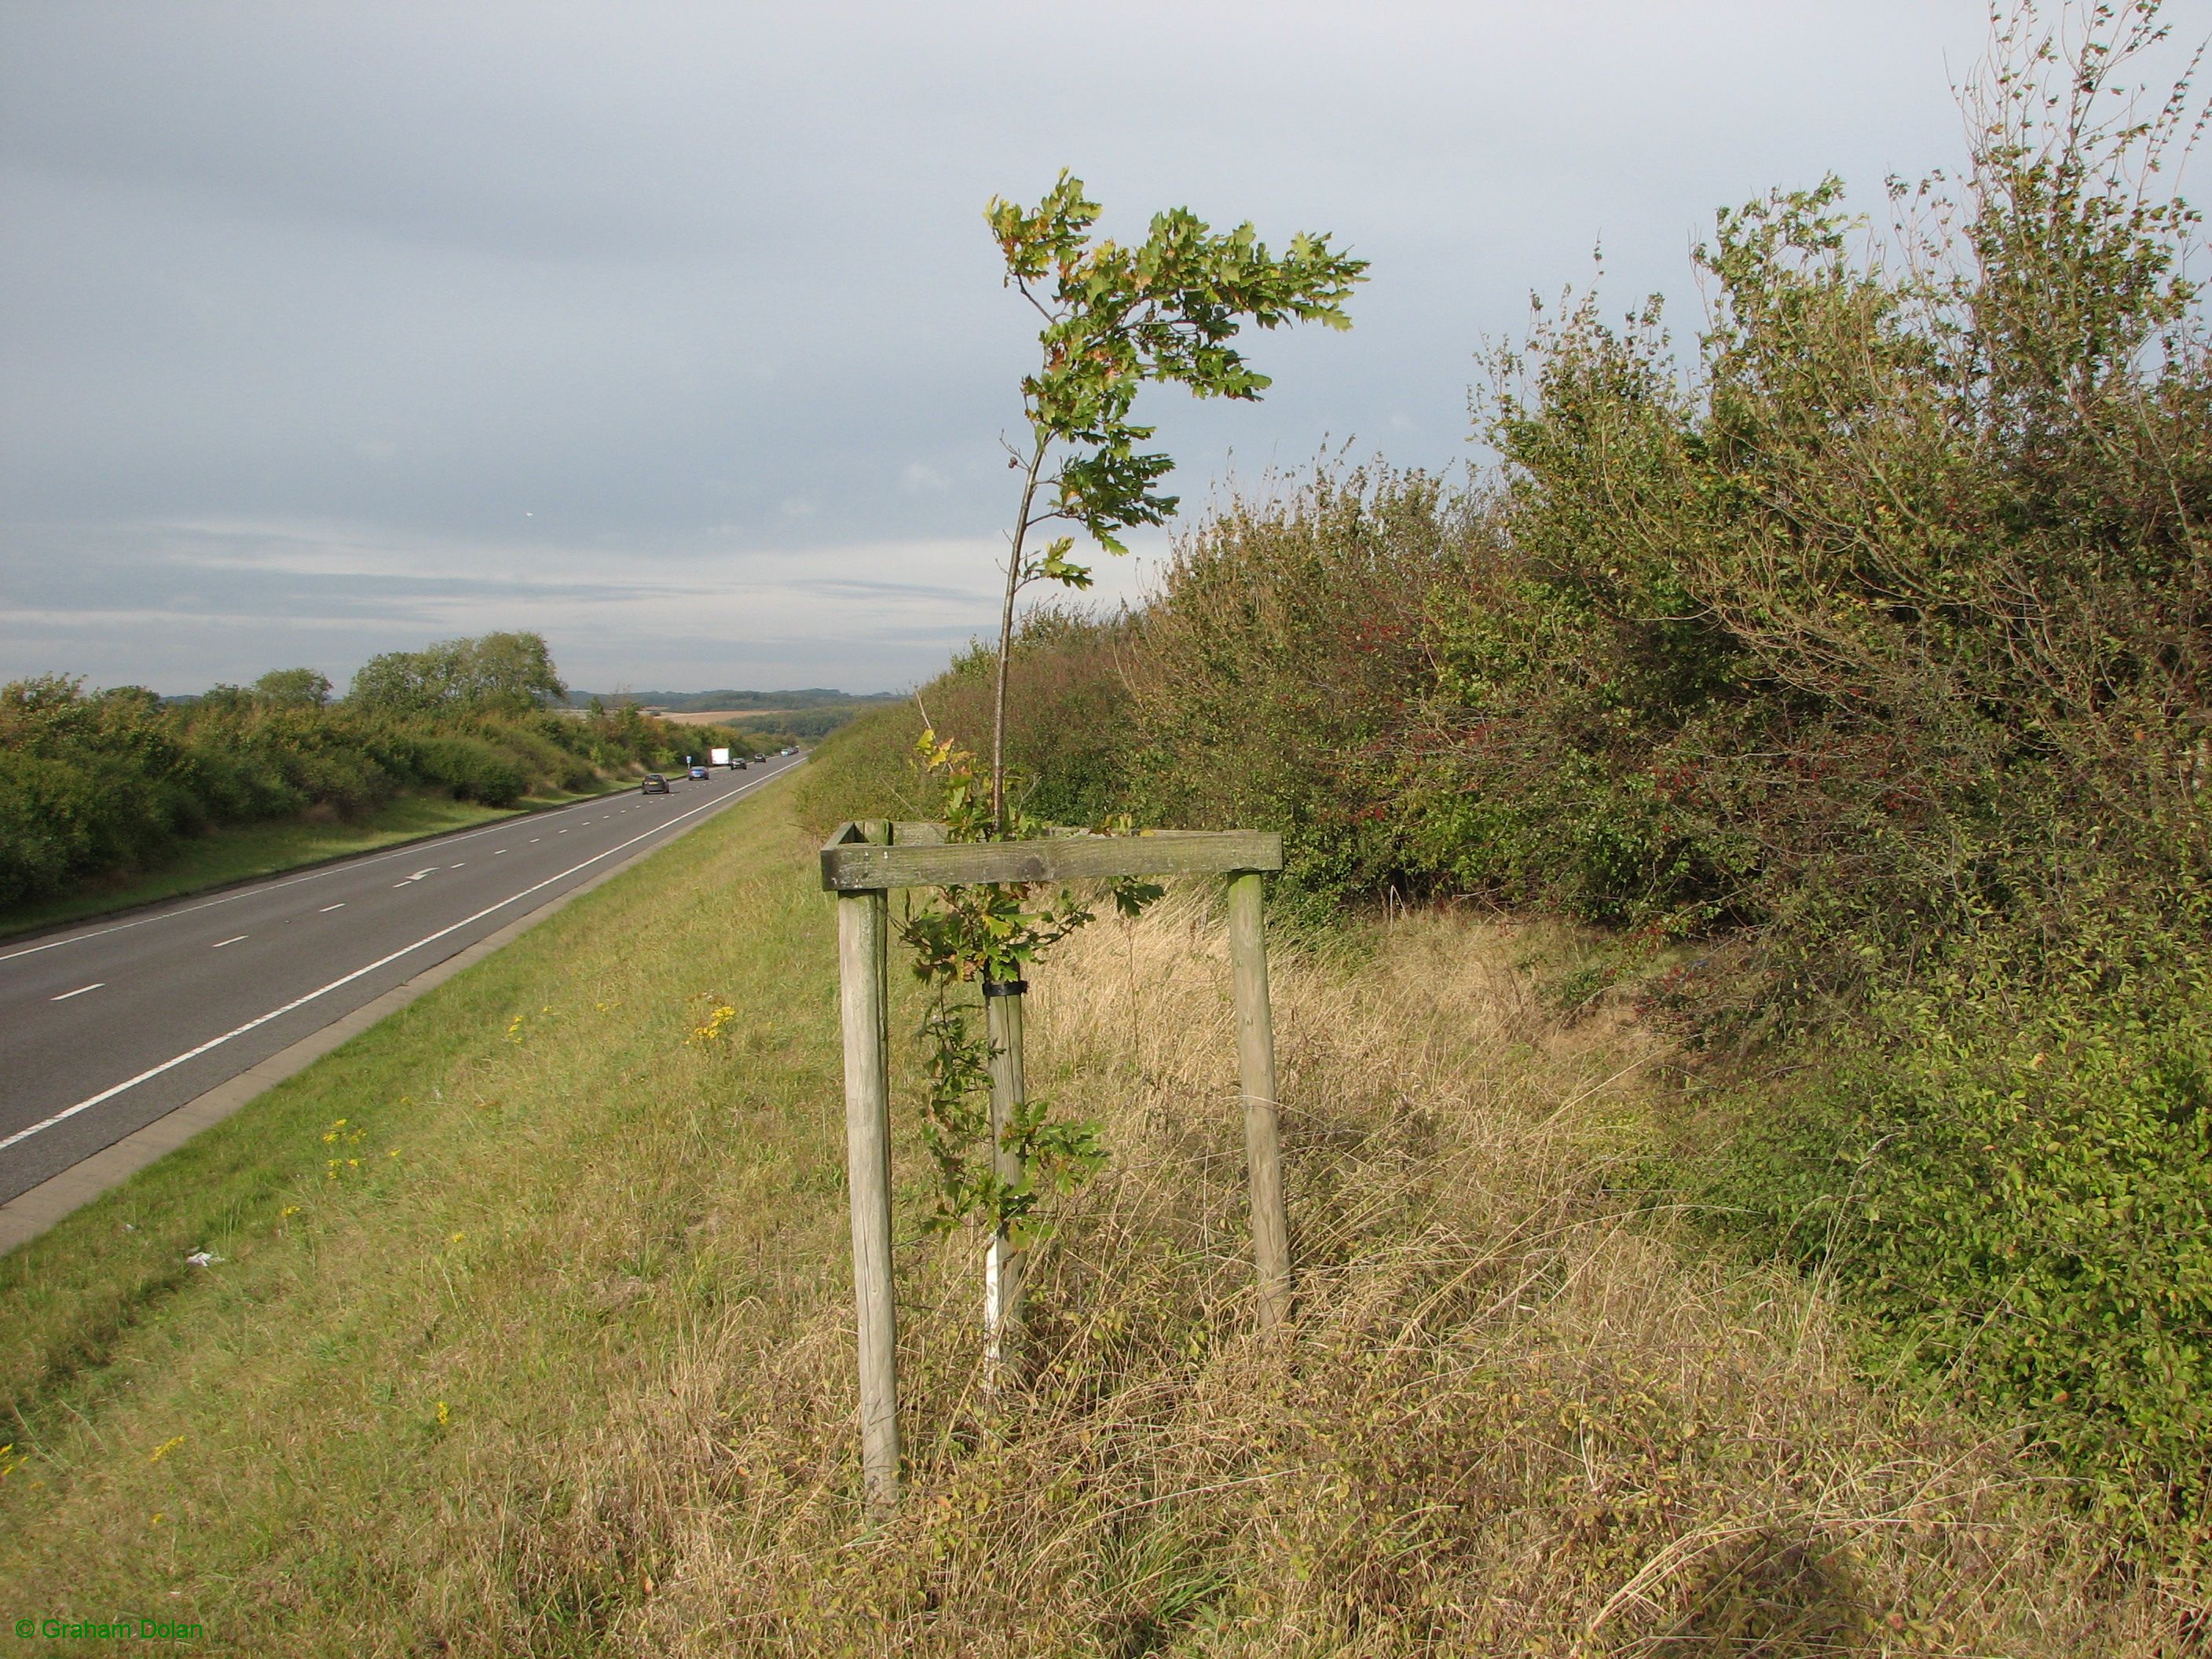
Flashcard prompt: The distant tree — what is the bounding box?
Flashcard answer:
[347,650,441,714]
[348,632,566,714]
[463,631,567,711]
[253,668,333,707]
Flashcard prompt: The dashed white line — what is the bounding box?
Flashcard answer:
[494,848,507,855]
[319,904,346,914]
[0,789,640,966]
[0,775,771,1157]
[212,935,247,949]
[51,983,102,1002]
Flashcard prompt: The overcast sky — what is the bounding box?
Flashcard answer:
[4,2,2206,696]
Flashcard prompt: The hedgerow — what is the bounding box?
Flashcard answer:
[0,638,727,907]
[798,1,2212,1562]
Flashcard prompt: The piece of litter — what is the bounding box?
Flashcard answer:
[184,1250,224,1268]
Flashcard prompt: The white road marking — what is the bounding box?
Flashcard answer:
[451,862,465,869]
[0,789,642,966]
[213,935,247,949]
[493,849,507,855]
[0,773,777,1157]
[51,983,102,1002]
[320,904,345,913]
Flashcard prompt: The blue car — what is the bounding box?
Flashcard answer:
[687,765,710,780]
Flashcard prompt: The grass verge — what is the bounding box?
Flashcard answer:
[0,784,638,942]
[0,782,2187,1652]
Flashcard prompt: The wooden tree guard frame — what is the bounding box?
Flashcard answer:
[821,819,1288,1511]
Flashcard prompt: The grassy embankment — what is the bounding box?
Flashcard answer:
[0,784,633,943]
[0,765,2170,1653]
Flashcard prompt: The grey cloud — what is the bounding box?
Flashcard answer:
[7,0,2198,693]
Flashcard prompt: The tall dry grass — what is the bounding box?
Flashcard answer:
[550,894,2181,1656]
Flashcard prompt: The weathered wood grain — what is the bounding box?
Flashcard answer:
[820,828,1283,891]
[834,820,901,1510]
[1229,869,1292,1330]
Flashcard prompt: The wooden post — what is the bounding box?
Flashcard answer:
[1227,870,1291,1330]
[836,820,900,1510]
[822,823,1287,1479]
[983,983,1028,1376]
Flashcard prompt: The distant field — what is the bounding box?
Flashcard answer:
[659,709,794,726]
[570,688,899,715]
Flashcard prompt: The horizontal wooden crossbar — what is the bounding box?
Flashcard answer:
[819,822,1283,892]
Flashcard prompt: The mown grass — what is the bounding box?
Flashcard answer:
[0,784,635,942]
[0,778,2186,1652]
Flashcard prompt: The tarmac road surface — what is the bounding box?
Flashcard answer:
[0,757,797,1210]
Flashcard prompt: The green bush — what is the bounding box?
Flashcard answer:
[786,8,2212,1554]
[788,701,929,838]
[1126,468,1455,918]
[1704,914,2212,1552]
[792,607,1139,840]
[0,638,713,908]
[405,734,528,808]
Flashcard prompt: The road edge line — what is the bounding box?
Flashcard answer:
[0,764,800,1256]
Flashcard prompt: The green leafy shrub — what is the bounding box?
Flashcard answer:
[0,635,715,908]
[1128,467,1457,918]
[1705,912,2212,1554]
[774,4,2212,1555]
[396,734,528,808]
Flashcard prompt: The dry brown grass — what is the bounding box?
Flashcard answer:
[560,892,2185,1656]
[9,797,2184,1653]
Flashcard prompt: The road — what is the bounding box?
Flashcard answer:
[0,757,798,1208]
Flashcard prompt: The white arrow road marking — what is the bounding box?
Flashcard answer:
[51,983,102,1002]
[212,936,247,949]
[392,868,438,888]
[0,777,767,1157]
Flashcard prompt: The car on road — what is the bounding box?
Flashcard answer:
[641,774,670,794]
[752,754,767,764]
[687,764,711,780]
[780,747,797,756]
